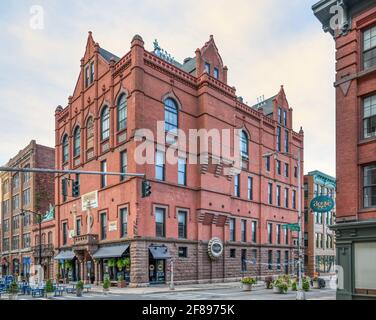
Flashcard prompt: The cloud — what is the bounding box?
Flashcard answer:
[0,0,336,176]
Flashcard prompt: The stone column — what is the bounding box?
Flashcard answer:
[98,261,102,284]
[80,260,84,282]
[94,261,99,285]
[129,240,149,287]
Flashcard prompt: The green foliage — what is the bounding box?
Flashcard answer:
[117,258,126,271]
[124,257,131,270]
[64,260,73,270]
[108,258,116,268]
[76,281,84,290]
[117,274,124,281]
[7,280,19,295]
[241,277,257,285]
[45,279,54,293]
[291,281,298,291]
[273,277,289,293]
[302,277,310,292]
[103,278,111,290]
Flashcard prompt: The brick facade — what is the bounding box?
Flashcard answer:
[313,0,376,299]
[54,32,304,286]
[0,140,55,279]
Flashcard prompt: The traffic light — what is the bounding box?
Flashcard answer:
[142,179,152,198]
[72,174,80,197]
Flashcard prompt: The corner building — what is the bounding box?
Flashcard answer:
[54,32,304,286]
[313,0,376,299]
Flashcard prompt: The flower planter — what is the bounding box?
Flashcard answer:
[242,284,253,292]
[76,288,83,297]
[103,288,110,295]
[46,292,54,299]
[117,280,126,288]
[313,281,320,289]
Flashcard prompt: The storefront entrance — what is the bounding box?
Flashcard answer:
[149,259,166,284]
[148,245,171,285]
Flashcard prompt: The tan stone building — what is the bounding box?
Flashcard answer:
[304,171,336,277]
[0,140,55,279]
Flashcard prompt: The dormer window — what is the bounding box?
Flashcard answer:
[214,67,219,79]
[278,108,282,124]
[85,61,95,88]
[283,110,287,126]
[205,62,211,74]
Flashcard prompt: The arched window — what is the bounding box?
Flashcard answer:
[240,130,249,159]
[73,126,81,157]
[48,232,53,245]
[101,106,110,140]
[164,98,178,133]
[117,94,127,131]
[86,117,94,150]
[62,134,69,164]
[41,233,46,245]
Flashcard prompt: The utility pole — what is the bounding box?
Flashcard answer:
[169,259,175,290]
[296,147,305,300]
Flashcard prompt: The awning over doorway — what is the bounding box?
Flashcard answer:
[54,250,75,260]
[149,246,171,259]
[92,244,129,259]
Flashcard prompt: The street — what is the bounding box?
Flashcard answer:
[8,286,336,301]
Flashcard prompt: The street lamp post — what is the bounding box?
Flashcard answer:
[21,210,43,282]
[263,147,305,300]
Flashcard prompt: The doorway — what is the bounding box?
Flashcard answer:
[149,258,165,284]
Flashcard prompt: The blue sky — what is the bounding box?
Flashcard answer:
[0,0,336,176]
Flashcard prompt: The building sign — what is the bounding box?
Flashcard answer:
[109,221,117,232]
[282,223,300,232]
[81,191,99,211]
[208,237,224,260]
[310,196,335,213]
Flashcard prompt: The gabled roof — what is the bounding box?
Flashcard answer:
[99,47,120,63]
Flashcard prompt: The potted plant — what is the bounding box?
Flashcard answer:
[241,277,257,291]
[302,277,310,292]
[291,280,298,291]
[45,279,54,299]
[7,280,19,300]
[124,257,131,272]
[312,277,320,289]
[103,278,111,295]
[273,277,288,294]
[265,276,273,289]
[76,280,84,297]
[108,258,116,268]
[117,274,126,288]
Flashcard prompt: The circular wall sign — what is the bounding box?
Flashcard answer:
[208,237,224,260]
[310,196,335,213]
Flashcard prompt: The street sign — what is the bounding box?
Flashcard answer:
[282,223,301,232]
[310,195,335,213]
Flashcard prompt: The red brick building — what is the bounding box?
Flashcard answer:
[0,140,55,280]
[313,0,376,299]
[54,32,304,286]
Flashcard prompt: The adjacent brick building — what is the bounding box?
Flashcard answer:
[54,32,304,286]
[304,171,336,277]
[313,0,376,299]
[0,140,55,280]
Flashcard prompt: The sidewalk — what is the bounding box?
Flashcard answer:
[90,281,265,295]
